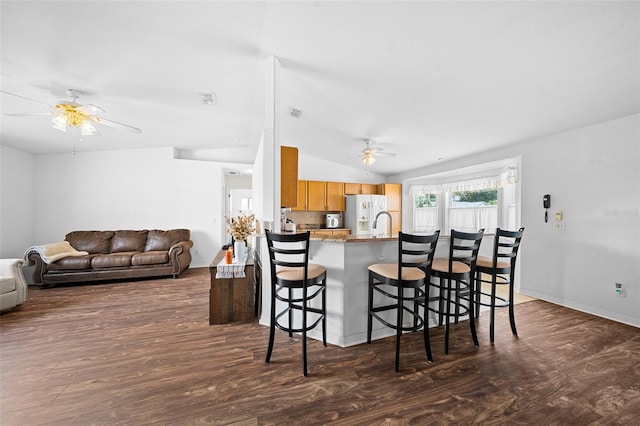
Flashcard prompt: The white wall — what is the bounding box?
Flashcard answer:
[0,146,36,258]
[3,146,234,268]
[392,114,640,327]
[297,152,386,183]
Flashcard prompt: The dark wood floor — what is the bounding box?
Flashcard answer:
[1,267,639,425]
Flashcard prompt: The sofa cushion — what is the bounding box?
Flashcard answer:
[111,230,148,253]
[132,251,170,266]
[47,255,93,270]
[0,276,16,295]
[66,231,115,254]
[144,229,190,252]
[91,253,133,269]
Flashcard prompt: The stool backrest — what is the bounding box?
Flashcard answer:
[398,231,440,279]
[265,230,311,280]
[449,229,485,270]
[492,227,525,269]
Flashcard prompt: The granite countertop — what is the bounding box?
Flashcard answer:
[297,227,350,232]
[256,231,397,242]
[310,234,397,243]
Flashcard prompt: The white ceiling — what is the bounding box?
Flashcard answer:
[1,1,638,176]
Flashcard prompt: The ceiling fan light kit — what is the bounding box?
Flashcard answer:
[1,88,142,137]
[52,99,101,135]
[362,153,376,165]
[360,139,395,167]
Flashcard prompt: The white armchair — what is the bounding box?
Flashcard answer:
[0,258,28,312]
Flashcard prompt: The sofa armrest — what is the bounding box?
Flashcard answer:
[168,240,194,277]
[0,259,28,303]
[25,251,47,285]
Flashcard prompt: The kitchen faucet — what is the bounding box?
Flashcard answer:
[372,211,393,237]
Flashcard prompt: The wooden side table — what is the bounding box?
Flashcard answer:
[208,250,257,324]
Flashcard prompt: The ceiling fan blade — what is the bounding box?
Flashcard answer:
[376,152,396,157]
[77,104,105,115]
[96,117,142,133]
[5,112,53,116]
[0,90,52,107]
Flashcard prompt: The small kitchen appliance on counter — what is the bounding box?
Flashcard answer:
[325,213,343,229]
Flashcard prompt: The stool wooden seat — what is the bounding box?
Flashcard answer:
[264,230,327,376]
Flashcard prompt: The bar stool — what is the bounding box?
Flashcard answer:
[474,227,525,342]
[264,230,327,376]
[367,231,440,372]
[427,229,484,354]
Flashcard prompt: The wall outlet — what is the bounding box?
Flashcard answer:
[615,283,626,298]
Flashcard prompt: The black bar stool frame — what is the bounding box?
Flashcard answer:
[367,231,440,372]
[474,227,525,342]
[427,229,484,354]
[264,230,327,376]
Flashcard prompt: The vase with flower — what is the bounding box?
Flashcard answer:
[225,213,256,262]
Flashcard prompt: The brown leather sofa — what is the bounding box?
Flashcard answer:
[26,229,193,288]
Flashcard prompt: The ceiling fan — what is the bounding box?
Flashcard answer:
[1,89,142,136]
[361,139,396,166]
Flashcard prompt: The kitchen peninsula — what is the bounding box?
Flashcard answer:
[259,233,411,348]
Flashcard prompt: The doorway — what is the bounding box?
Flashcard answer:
[224,172,253,246]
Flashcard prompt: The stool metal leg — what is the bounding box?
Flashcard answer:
[322,278,327,346]
[367,273,374,344]
[395,285,403,372]
[468,275,479,347]
[302,285,308,376]
[265,283,276,363]
[508,271,518,337]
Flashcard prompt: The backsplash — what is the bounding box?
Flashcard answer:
[287,211,342,230]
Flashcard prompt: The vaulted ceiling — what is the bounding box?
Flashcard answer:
[1,1,638,176]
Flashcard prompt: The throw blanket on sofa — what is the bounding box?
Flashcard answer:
[24,241,90,264]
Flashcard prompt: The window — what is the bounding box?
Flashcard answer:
[409,163,518,235]
[449,189,498,233]
[413,193,438,233]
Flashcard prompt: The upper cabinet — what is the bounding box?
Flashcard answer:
[326,181,346,211]
[377,183,402,234]
[307,181,345,211]
[344,183,378,195]
[307,181,326,211]
[377,183,401,211]
[281,146,298,208]
[288,179,399,219]
[292,180,308,211]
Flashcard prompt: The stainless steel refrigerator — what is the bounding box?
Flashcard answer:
[344,194,388,237]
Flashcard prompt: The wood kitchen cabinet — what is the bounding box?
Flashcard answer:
[307,181,345,211]
[310,229,350,237]
[291,180,308,211]
[377,183,402,210]
[344,183,378,195]
[280,146,298,208]
[377,183,402,234]
[327,182,345,211]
